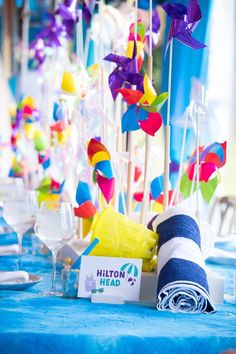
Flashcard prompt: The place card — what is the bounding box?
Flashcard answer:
[78,256,142,301]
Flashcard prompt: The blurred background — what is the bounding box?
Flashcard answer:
[0,0,235,201]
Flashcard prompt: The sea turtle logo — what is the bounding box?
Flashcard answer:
[120,263,138,286]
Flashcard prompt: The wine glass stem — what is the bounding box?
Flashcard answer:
[17,233,23,269]
[51,250,57,293]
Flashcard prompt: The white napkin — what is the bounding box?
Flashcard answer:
[0,244,19,255]
[0,271,29,284]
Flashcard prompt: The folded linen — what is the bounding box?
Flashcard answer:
[152,207,215,314]
[0,271,29,284]
[0,244,19,255]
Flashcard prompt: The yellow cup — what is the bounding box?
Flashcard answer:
[90,206,158,259]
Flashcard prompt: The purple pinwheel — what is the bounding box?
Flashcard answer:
[145,8,161,53]
[30,38,46,66]
[56,0,78,22]
[38,14,63,48]
[104,41,143,100]
[162,0,206,53]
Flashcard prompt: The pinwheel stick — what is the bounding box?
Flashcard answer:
[169,108,189,207]
[126,0,138,216]
[140,0,153,224]
[21,0,30,93]
[76,9,84,65]
[195,86,206,222]
[163,39,173,210]
[126,132,134,216]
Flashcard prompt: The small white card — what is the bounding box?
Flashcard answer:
[78,256,142,301]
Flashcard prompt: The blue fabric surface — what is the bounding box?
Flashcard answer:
[0,218,236,353]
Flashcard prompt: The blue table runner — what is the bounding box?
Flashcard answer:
[0,221,236,354]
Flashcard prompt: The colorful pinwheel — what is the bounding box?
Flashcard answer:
[74,181,97,218]
[162,0,206,53]
[87,138,115,204]
[103,41,143,100]
[37,176,65,204]
[117,74,168,136]
[38,151,51,170]
[29,0,79,66]
[150,174,164,200]
[127,20,146,70]
[180,141,227,203]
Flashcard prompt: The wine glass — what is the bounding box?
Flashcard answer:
[35,201,76,296]
[3,190,38,268]
[0,177,24,218]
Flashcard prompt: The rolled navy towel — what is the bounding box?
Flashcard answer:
[152,207,215,314]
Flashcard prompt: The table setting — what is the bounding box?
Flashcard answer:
[0,0,236,353]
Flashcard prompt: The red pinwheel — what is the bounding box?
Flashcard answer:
[103,41,143,100]
[162,0,206,53]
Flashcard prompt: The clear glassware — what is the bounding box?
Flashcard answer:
[0,177,24,210]
[35,201,76,296]
[2,190,38,268]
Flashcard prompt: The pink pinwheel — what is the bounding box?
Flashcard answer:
[162,0,206,53]
[187,142,226,182]
[103,41,143,100]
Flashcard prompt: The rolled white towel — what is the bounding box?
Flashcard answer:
[0,244,19,255]
[0,271,29,284]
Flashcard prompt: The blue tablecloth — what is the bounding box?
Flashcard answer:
[0,222,236,354]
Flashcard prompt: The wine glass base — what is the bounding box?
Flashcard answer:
[40,291,64,297]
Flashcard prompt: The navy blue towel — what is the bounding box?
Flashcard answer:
[152,207,215,313]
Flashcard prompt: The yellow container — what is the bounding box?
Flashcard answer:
[90,207,158,259]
